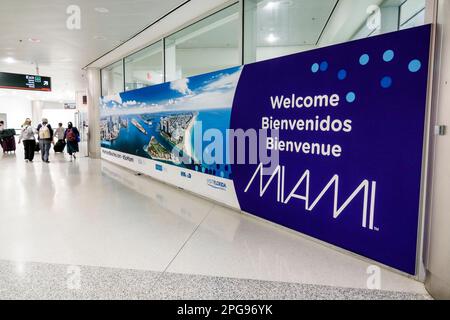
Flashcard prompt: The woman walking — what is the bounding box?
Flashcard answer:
[18,118,36,162]
[65,122,80,161]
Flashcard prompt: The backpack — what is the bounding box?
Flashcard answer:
[66,129,77,142]
[39,125,51,139]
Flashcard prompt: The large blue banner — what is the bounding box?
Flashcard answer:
[101,25,431,275]
[231,25,431,275]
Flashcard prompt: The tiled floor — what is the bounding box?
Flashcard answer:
[0,260,430,300]
[0,147,431,299]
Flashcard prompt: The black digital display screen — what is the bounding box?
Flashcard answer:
[0,72,51,91]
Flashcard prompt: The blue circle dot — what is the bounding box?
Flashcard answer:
[359,54,370,65]
[338,69,347,80]
[381,76,393,88]
[409,59,422,72]
[346,92,356,103]
[383,50,395,62]
[320,61,329,72]
[311,63,319,73]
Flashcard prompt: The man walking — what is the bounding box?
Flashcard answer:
[37,118,54,163]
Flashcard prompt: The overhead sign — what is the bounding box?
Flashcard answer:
[0,72,51,91]
[64,103,76,109]
[99,25,431,275]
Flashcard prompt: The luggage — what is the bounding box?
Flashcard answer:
[54,140,66,153]
[1,136,16,153]
[0,129,16,139]
[35,142,41,152]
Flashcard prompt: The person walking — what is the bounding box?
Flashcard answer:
[37,118,54,163]
[54,123,65,142]
[18,118,36,162]
[54,123,66,153]
[65,122,80,161]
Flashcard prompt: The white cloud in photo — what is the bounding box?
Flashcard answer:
[170,78,192,95]
[101,67,243,116]
[102,94,122,105]
[203,69,242,91]
[123,100,138,107]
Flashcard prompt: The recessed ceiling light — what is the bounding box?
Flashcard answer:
[28,38,41,43]
[94,7,109,13]
[4,57,16,64]
[93,35,107,40]
[266,33,279,43]
[264,1,279,10]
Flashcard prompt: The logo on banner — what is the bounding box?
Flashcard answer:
[245,164,378,230]
[181,171,192,179]
[207,179,227,191]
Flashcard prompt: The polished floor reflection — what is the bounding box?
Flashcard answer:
[0,147,430,299]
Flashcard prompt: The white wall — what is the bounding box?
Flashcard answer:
[256,45,316,62]
[166,47,239,80]
[0,95,32,129]
[41,109,76,129]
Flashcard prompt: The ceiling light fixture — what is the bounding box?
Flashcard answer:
[93,35,107,40]
[28,38,41,43]
[94,7,109,13]
[266,33,279,44]
[264,1,279,10]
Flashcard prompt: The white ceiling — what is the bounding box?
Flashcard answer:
[0,0,187,102]
[255,0,338,47]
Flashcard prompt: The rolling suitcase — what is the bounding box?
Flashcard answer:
[1,136,16,153]
[54,140,66,153]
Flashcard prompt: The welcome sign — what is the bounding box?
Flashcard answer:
[100,25,431,275]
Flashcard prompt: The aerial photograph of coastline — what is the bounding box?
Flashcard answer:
[100,66,243,180]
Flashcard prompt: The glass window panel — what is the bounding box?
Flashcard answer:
[400,9,425,30]
[165,3,240,81]
[101,60,124,96]
[400,0,426,29]
[124,41,164,91]
[244,0,428,64]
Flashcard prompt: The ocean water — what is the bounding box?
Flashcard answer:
[191,108,232,179]
[101,108,232,179]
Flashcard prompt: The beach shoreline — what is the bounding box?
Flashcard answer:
[182,112,199,164]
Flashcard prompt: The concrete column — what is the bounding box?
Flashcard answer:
[424,0,450,300]
[243,0,258,64]
[31,100,44,126]
[165,42,178,81]
[379,6,400,34]
[86,68,102,159]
